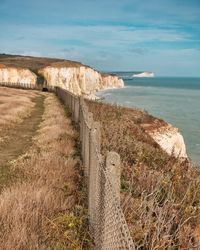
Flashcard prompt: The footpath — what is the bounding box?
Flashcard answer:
[0,94,45,190]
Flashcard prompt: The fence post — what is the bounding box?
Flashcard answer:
[64,91,69,106]
[79,96,85,143]
[88,121,101,234]
[73,96,76,121]
[74,97,80,123]
[67,91,70,107]
[105,151,121,202]
[73,95,76,114]
[79,106,83,143]
[71,95,75,120]
[84,112,93,176]
[100,152,121,249]
[81,109,86,162]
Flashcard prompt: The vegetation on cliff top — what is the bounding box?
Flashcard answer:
[0,54,124,88]
[0,87,37,131]
[87,99,200,249]
[0,90,90,249]
[0,53,90,71]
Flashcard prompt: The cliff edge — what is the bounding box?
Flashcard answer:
[141,119,187,159]
[0,54,124,96]
[38,64,124,97]
[0,64,37,85]
[132,71,154,77]
[0,54,187,159]
[148,126,187,158]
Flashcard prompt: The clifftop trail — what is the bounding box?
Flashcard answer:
[0,94,45,190]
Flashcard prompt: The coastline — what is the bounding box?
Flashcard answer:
[95,85,189,161]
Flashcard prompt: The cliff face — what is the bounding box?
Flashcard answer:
[38,66,124,96]
[0,54,124,97]
[101,75,124,90]
[133,72,154,77]
[0,64,37,84]
[0,54,187,159]
[147,125,187,158]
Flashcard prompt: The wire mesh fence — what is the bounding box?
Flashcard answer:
[0,82,55,92]
[0,82,135,249]
[55,87,135,250]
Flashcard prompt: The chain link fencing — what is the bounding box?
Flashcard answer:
[55,87,135,250]
[0,82,55,92]
[0,82,135,249]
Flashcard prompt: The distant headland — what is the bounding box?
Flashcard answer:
[132,71,155,77]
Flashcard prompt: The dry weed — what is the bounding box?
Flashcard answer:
[0,94,89,250]
[87,100,200,249]
[0,87,38,132]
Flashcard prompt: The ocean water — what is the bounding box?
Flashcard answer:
[97,74,200,164]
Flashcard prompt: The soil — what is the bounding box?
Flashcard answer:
[0,94,45,190]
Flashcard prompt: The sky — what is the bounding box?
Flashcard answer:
[0,0,200,76]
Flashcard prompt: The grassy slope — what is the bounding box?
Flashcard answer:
[0,54,89,71]
[0,53,98,85]
[87,100,200,249]
[0,87,38,131]
[0,93,89,249]
[0,87,43,190]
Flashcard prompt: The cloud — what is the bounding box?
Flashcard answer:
[1,24,191,47]
[0,0,199,76]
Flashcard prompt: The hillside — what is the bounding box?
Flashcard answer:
[87,99,200,249]
[1,72,199,248]
[0,53,84,71]
[0,87,89,249]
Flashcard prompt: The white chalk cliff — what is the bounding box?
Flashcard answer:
[0,65,37,84]
[148,124,187,159]
[101,74,124,90]
[0,62,124,97]
[37,64,187,159]
[133,72,154,77]
[38,66,124,96]
[0,55,187,159]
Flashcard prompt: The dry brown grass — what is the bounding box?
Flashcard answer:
[0,54,88,71]
[0,94,89,250]
[0,87,38,133]
[87,100,200,249]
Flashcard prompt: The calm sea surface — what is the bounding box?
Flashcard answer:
[97,74,200,164]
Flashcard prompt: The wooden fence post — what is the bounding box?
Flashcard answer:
[105,151,121,202]
[84,112,93,176]
[80,96,85,147]
[100,151,121,249]
[74,97,80,123]
[88,121,101,231]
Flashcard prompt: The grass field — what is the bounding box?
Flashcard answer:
[2,86,200,249]
[0,87,43,190]
[0,87,37,132]
[87,100,200,249]
[0,54,87,71]
[0,88,89,249]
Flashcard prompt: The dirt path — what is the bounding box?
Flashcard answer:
[0,94,45,190]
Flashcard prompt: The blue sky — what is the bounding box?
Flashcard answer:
[0,0,200,76]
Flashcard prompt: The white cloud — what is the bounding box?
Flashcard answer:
[0,23,199,76]
[1,24,191,48]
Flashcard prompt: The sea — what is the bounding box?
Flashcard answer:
[97,72,200,164]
